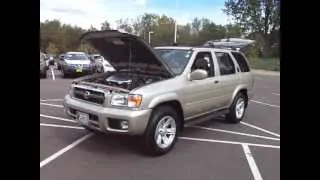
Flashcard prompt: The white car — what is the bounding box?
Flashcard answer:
[60,52,97,78]
[91,54,115,72]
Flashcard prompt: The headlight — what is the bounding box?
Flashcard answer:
[111,93,142,108]
[111,93,128,106]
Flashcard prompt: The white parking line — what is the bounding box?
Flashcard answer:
[242,144,263,180]
[241,121,280,138]
[272,93,280,96]
[190,126,280,141]
[179,137,280,149]
[40,102,63,108]
[250,100,280,108]
[40,133,93,168]
[40,123,83,130]
[50,66,55,81]
[40,114,77,123]
[40,99,63,102]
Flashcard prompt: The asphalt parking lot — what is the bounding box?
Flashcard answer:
[40,67,280,180]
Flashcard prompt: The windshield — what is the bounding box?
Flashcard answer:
[155,49,192,75]
[65,54,89,60]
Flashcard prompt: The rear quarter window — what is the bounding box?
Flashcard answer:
[231,52,250,72]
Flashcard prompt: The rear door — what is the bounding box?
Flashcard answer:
[214,51,240,107]
[230,51,254,90]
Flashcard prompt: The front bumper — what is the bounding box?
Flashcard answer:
[62,65,95,74]
[63,95,152,135]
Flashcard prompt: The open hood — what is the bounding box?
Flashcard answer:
[80,30,174,78]
[204,38,255,49]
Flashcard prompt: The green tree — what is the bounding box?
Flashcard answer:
[132,13,159,40]
[152,15,175,45]
[116,19,133,33]
[89,25,98,31]
[46,42,59,55]
[224,0,280,57]
[101,20,111,30]
[191,18,202,34]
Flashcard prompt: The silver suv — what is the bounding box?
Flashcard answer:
[63,30,254,155]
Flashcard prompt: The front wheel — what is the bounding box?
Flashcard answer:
[225,93,247,123]
[143,106,180,156]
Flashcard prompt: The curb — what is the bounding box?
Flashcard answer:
[252,69,280,76]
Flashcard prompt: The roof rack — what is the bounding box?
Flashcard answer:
[203,38,255,50]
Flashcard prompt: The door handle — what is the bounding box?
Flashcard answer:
[214,80,219,84]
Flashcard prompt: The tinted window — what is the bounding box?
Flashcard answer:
[155,49,192,75]
[215,52,235,75]
[191,52,214,77]
[231,52,250,72]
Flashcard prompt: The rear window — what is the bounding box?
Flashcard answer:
[215,52,236,75]
[231,52,250,72]
[65,54,89,60]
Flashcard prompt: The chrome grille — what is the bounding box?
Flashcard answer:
[73,87,105,105]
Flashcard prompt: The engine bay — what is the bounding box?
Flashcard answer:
[82,71,164,91]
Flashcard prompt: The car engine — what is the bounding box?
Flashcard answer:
[83,71,162,91]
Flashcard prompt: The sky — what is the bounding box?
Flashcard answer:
[40,0,231,30]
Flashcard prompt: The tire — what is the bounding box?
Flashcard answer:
[40,69,47,78]
[83,125,94,132]
[143,105,180,156]
[225,93,247,123]
[61,69,69,78]
[43,71,47,78]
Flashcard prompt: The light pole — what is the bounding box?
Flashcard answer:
[148,31,154,44]
[174,0,179,43]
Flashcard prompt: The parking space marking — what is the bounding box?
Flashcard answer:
[190,126,280,141]
[40,123,84,130]
[40,102,63,108]
[241,121,280,138]
[179,137,280,149]
[271,93,280,96]
[250,100,280,108]
[40,99,63,102]
[40,114,77,123]
[50,66,55,81]
[242,144,263,180]
[40,133,93,168]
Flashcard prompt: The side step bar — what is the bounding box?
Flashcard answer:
[184,109,229,128]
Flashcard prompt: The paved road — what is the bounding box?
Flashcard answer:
[40,68,280,180]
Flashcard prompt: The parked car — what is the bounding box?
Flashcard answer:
[63,30,254,156]
[40,52,47,78]
[90,54,115,73]
[59,52,98,78]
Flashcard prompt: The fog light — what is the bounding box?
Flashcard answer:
[120,120,129,129]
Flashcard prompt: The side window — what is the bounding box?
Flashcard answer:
[191,52,214,77]
[231,52,250,72]
[215,52,235,75]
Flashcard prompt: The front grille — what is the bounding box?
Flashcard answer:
[73,87,105,105]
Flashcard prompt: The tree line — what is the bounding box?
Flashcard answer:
[40,0,280,58]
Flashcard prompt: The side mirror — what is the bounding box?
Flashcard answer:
[189,69,208,81]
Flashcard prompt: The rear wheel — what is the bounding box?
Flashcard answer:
[225,93,247,123]
[143,105,180,156]
[40,69,47,78]
[61,69,69,78]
